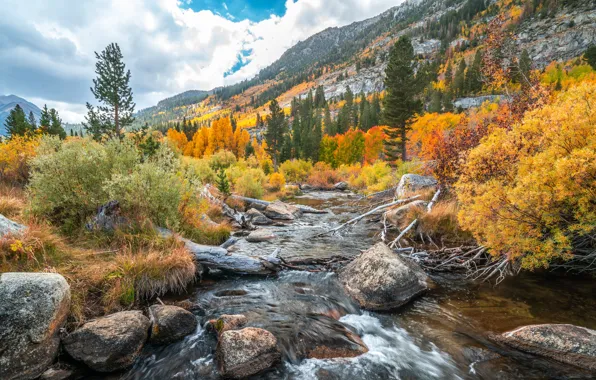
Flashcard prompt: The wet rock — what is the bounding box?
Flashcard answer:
[384,200,427,225]
[0,214,26,237]
[246,208,273,226]
[149,305,197,345]
[263,201,302,220]
[246,229,276,242]
[209,314,248,334]
[333,181,349,191]
[338,243,429,310]
[85,200,128,232]
[217,327,281,378]
[39,368,73,380]
[63,311,150,372]
[300,184,315,191]
[395,174,438,198]
[305,327,368,359]
[0,273,71,380]
[462,346,502,364]
[489,324,596,371]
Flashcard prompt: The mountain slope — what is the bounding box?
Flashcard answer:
[0,95,42,135]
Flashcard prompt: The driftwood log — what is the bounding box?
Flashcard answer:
[157,228,281,275]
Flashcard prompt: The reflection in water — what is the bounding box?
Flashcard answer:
[123,192,596,380]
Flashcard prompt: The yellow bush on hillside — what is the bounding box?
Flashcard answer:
[456,82,596,269]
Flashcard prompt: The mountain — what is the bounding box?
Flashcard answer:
[135,90,211,126]
[0,95,42,135]
[140,0,596,130]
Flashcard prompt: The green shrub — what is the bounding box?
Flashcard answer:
[183,157,215,185]
[208,150,237,170]
[234,168,266,198]
[28,138,139,230]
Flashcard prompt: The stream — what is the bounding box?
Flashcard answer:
[120,191,596,380]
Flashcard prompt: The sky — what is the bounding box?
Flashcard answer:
[0,0,403,122]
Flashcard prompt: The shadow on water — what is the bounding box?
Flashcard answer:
[120,192,596,380]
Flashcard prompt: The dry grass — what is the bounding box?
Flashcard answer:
[403,200,474,246]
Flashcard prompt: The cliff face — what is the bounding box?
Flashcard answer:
[517,4,596,67]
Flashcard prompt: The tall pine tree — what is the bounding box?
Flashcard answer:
[4,105,32,137]
[265,99,287,165]
[84,43,135,140]
[382,36,422,162]
[48,108,66,139]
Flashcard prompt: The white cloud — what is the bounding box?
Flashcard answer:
[0,0,403,122]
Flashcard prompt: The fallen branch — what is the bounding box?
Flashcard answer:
[231,195,328,214]
[314,195,421,237]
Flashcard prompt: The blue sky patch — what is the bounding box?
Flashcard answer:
[187,0,287,22]
[224,48,253,77]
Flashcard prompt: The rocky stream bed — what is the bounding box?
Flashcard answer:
[2,190,596,379]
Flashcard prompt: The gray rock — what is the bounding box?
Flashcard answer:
[490,324,596,370]
[0,214,26,237]
[246,208,273,226]
[395,174,438,198]
[339,243,429,310]
[0,273,70,380]
[263,201,302,220]
[384,200,428,226]
[246,229,276,243]
[63,311,150,372]
[217,327,281,378]
[303,325,368,359]
[149,305,197,345]
[333,181,349,191]
[85,200,128,232]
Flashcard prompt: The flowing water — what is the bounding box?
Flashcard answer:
[121,192,596,380]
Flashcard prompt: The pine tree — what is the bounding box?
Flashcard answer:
[453,59,467,96]
[465,50,483,94]
[48,108,66,139]
[84,43,135,140]
[28,111,37,131]
[216,169,231,196]
[265,99,287,165]
[4,105,32,137]
[314,85,326,108]
[444,62,453,90]
[382,36,422,162]
[518,49,532,88]
[585,45,596,69]
[39,105,51,133]
[323,105,335,135]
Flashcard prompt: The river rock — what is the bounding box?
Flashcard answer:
[62,310,150,372]
[263,201,302,220]
[338,243,429,310]
[304,326,368,359]
[334,181,349,191]
[246,208,273,225]
[384,200,428,225]
[39,368,74,380]
[217,327,281,378]
[85,200,128,232]
[246,229,276,242]
[149,305,197,345]
[209,314,248,334]
[489,324,596,370]
[0,273,71,380]
[0,214,26,237]
[395,174,438,198]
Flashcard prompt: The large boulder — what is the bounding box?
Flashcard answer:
[63,311,150,372]
[395,174,438,198]
[0,214,26,237]
[489,324,596,370]
[333,181,349,191]
[246,208,273,226]
[263,201,302,220]
[246,229,276,243]
[338,243,429,310]
[303,326,368,359]
[0,273,71,380]
[384,200,428,226]
[217,327,281,378]
[149,305,197,345]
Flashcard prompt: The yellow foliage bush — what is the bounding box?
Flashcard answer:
[0,135,40,185]
[234,168,266,198]
[268,172,286,191]
[456,82,596,269]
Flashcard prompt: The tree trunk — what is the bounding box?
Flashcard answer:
[401,123,407,162]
